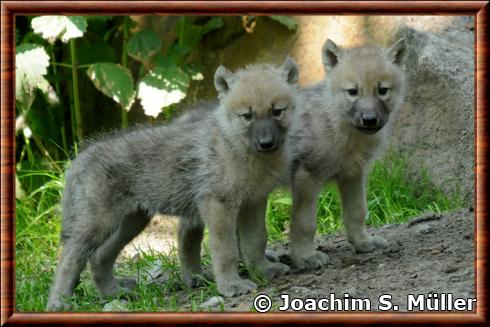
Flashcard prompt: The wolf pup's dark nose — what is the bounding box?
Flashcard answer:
[361,112,378,127]
[258,137,275,150]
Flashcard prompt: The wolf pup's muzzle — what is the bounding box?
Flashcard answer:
[251,119,284,153]
[350,97,389,134]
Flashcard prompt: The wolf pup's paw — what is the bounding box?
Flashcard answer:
[183,271,214,288]
[259,261,290,279]
[118,277,137,291]
[352,235,388,253]
[292,250,329,271]
[218,279,257,297]
[98,277,138,299]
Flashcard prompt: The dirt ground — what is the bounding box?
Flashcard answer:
[122,208,475,312]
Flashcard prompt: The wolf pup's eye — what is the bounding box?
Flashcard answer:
[241,112,253,121]
[272,108,285,118]
[347,88,358,96]
[378,87,390,96]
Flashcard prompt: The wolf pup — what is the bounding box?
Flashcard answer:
[47,58,298,310]
[288,38,408,270]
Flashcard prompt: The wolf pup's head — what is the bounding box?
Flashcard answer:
[214,58,299,153]
[322,38,408,134]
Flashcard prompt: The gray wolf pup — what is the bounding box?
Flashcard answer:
[47,58,299,310]
[288,38,408,270]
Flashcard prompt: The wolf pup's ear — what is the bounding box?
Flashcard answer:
[281,56,299,85]
[214,65,233,97]
[387,38,408,66]
[322,39,342,70]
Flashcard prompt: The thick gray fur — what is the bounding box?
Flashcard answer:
[288,38,408,270]
[47,58,299,310]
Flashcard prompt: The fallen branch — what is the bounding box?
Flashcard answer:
[407,212,443,227]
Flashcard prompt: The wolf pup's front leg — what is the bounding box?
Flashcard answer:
[202,197,257,297]
[289,167,328,270]
[238,197,290,279]
[336,171,388,253]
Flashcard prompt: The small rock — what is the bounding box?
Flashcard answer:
[410,273,418,279]
[463,233,472,240]
[265,249,279,262]
[103,299,129,312]
[443,266,458,274]
[342,256,361,266]
[142,260,169,282]
[290,286,312,294]
[431,249,441,255]
[200,296,224,310]
[414,223,434,235]
[378,263,385,268]
[450,275,461,282]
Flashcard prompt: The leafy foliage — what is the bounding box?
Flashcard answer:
[137,65,190,117]
[15,15,230,163]
[87,63,135,111]
[15,44,53,112]
[31,16,87,43]
[127,29,162,64]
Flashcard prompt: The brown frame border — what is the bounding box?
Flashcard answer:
[1,1,488,325]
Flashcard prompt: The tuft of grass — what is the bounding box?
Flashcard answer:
[267,150,464,238]
[16,168,64,311]
[16,150,464,311]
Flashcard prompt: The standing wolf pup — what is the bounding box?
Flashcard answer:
[288,38,408,270]
[47,58,298,310]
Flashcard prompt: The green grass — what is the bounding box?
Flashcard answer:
[15,151,464,311]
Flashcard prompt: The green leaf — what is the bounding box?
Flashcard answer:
[176,17,224,49]
[15,44,53,111]
[167,44,192,65]
[137,65,190,118]
[127,30,162,64]
[182,25,204,49]
[152,46,194,69]
[202,17,224,35]
[31,16,87,43]
[269,16,298,31]
[87,63,135,111]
